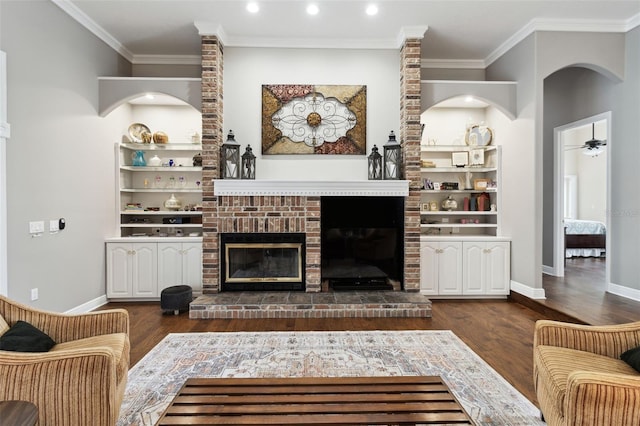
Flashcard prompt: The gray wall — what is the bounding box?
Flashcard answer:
[0,1,130,310]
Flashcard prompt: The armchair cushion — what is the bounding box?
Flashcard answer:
[621,345,640,373]
[0,320,56,352]
[535,345,639,418]
[52,332,129,383]
[0,314,8,335]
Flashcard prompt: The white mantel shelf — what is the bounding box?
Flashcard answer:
[213,180,410,197]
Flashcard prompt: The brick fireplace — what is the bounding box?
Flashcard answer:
[199,34,423,294]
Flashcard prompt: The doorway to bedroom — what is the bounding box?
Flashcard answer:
[554,112,610,284]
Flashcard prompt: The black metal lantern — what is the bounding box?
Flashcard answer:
[383,130,402,180]
[368,145,382,180]
[241,145,256,180]
[221,130,240,179]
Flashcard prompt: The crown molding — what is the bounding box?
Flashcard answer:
[51,0,134,63]
[485,16,640,67]
[396,26,429,48]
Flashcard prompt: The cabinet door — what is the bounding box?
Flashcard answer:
[131,243,157,297]
[106,243,132,298]
[158,243,183,293]
[462,242,485,295]
[438,242,463,295]
[420,243,439,295]
[182,242,203,291]
[484,242,510,295]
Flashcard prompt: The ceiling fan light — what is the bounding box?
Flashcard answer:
[583,146,603,157]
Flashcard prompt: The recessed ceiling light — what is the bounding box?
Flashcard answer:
[306,4,319,15]
[246,2,259,13]
[145,93,155,100]
[464,96,474,103]
[366,4,378,16]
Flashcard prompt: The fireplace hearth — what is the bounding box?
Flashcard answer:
[221,233,305,291]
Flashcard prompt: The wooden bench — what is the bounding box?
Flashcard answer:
[156,376,473,425]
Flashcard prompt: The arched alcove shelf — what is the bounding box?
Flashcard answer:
[421,80,517,120]
[98,77,201,117]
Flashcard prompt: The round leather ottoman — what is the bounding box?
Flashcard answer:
[160,285,192,315]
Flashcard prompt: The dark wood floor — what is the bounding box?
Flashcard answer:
[101,257,640,409]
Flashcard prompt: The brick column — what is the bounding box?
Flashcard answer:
[201,36,223,293]
[400,38,422,292]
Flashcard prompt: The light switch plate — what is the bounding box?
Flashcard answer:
[29,221,45,234]
[49,220,59,232]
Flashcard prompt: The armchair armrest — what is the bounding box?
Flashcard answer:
[534,320,640,359]
[0,295,128,343]
[0,348,121,425]
[564,371,640,426]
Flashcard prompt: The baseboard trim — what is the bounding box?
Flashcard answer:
[65,295,108,314]
[608,283,640,302]
[542,265,560,276]
[510,280,546,300]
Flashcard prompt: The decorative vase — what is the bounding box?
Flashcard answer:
[164,194,181,211]
[192,153,202,167]
[148,155,162,167]
[441,195,458,211]
[132,150,146,167]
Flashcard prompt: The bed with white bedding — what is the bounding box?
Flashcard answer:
[564,219,606,258]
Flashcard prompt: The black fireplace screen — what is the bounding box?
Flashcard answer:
[225,243,303,283]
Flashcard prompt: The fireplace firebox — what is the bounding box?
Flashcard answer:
[321,196,404,290]
[221,233,305,291]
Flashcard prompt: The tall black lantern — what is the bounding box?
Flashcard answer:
[221,130,240,179]
[241,145,256,179]
[368,145,382,180]
[383,130,402,180]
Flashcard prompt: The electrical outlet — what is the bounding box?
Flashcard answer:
[49,220,59,232]
[31,288,39,301]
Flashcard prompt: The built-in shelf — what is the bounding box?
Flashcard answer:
[213,180,411,197]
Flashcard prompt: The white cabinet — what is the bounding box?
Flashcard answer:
[463,241,510,296]
[421,238,510,297]
[106,242,157,298]
[420,241,462,296]
[116,143,203,238]
[158,242,203,292]
[420,146,501,237]
[106,240,201,299]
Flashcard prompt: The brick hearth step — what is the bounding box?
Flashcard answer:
[189,291,432,319]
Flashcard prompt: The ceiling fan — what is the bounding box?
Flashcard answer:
[565,123,607,156]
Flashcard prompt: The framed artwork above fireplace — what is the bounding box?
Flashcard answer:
[261,84,366,155]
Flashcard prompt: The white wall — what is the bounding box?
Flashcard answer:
[420,108,487,147]
[223,47,400,181]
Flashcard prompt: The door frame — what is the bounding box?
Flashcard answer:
[553,111,611,282]
[0,51,9,297]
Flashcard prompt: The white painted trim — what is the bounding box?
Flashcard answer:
[0,51,7,297]
[510,280,546,300]
[193,21,228,46]
[542,265,560,277]
[396,26,429,47]
[628,13,640,31]
[608,283,640,302]
[213,180,410,197]
[64,295,109,315]
[50,0,134,62]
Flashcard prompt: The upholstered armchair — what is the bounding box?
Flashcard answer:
[534,320,640,426]
[0,295,130,425]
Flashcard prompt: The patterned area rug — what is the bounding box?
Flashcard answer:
[118,330,543,425]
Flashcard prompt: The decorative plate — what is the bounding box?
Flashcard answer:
[465,125,493,146]
[128,123,151,143]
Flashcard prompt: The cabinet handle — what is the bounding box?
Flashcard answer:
[484,248,492,254]
[131,250,136,255]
